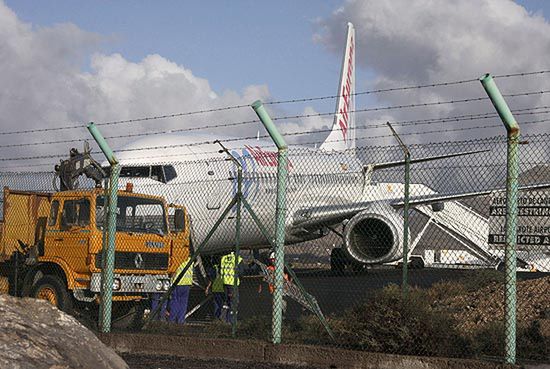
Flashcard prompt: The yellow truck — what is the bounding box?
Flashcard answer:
[0,186,189,327]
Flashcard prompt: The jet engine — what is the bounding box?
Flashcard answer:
[343,206,406,264]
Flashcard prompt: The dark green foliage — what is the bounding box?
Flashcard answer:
[473,320,549,361]
[333,284,472,357]
[471,321,505,359]
[517,321,550,361]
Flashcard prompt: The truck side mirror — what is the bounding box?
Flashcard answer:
[174,209,185,232]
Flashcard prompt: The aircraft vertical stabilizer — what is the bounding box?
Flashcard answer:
[320,22,355,152]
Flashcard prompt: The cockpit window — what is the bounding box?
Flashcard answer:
[164,165,177,182]
[120,166,150,178]
[119,165,177,183]
[151,166,164,182]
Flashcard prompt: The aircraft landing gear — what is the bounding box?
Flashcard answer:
[330,248,365,273]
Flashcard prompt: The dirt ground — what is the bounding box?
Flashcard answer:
[438,275,550,333]
[123,354,322,369]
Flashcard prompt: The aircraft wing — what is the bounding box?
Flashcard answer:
[390,182,550,208]
[292,201,378,229]
[367,149,490,172]
[291,183,550,230]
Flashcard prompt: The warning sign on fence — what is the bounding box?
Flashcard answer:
[488,190,550,249]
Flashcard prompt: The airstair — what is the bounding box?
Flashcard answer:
[413,201,498,266]
[410,201,550,272]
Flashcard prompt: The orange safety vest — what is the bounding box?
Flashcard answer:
[266,265,290,294]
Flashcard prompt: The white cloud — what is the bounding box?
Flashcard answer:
[0,1,276,169]
[316,0,550,146]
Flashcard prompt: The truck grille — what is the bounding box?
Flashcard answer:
[95,252,169,271]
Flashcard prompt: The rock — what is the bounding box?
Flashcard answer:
[0,294,128,369]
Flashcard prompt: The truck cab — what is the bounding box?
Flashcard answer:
[0,186,189,322]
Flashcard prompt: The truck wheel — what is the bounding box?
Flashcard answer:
[31,275,73,313]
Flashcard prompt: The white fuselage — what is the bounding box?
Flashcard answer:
[114,133,377,254]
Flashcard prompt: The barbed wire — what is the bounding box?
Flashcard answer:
[264,78,478,106]
[2,115,549,163]
[301,117,550,144]
[263,70,550,105]
[0,118,548,164]
[0,66,549,137]
[4,95,550,151]
[1,130,548,170]
[493,70,550,79]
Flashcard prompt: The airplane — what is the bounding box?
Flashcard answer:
[112,23,550,272]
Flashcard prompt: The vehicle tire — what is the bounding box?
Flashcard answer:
[351,262,365,273]
[30,275,73,313]
[111,302,145,331]
[409,257,425,269]
[330,248,346,273]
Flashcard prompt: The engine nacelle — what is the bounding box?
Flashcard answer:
[343,206,406,264]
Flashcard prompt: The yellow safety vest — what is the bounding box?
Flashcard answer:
[212,265,224,293]
[173,257,194,286]
[220,252,243,286]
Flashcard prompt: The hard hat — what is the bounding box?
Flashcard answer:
[269,252,275,260]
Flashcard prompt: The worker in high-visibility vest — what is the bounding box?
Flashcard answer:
[205,256,225,320]
[168,256,194,324]
[220,251,243,323]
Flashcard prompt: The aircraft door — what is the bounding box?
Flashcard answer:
[205,161,228,210]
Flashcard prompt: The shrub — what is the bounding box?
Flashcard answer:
[517,321,550,361]
[471,320,549,361]
[334,284,472,357]
[425,280,467,303]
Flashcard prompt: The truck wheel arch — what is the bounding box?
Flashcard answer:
[30,274,73,312]
[23,261,72,295]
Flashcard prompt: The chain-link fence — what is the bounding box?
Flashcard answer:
[0,130,549,363]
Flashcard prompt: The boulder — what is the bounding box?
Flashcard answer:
[0,294,128,369]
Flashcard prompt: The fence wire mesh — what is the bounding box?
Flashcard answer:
[0,132,548,363]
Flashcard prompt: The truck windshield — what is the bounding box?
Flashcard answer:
[96,195,166,235]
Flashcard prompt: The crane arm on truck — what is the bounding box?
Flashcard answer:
[54,142,106,191]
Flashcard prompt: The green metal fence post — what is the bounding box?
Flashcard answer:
[251,100,288,344]
[387,122,411,298]
[480,74,520,364]
[232,163,243,337]
[97,177,109,325]
[87,122,119,333]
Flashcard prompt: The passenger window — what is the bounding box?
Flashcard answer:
[173,209,185,232]
[48,200,59,226]
[61,199,91,229]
